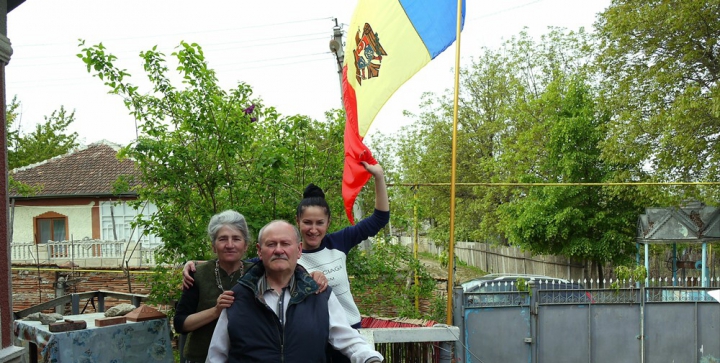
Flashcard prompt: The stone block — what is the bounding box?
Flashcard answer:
[104,303,136,317]
[48,319,87,332]
[25,312,64,325]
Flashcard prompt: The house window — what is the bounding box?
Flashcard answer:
[34,212,68,244]
[100,201,160,247]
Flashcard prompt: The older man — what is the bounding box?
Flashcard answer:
[206,220,383,363]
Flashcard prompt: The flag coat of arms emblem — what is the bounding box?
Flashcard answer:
[341,0,466,223]
[353,23,388,85]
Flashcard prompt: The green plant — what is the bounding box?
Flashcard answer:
[516,277,528,292]
[611,265,647,291]
[428,293,449,324]
[438,251,449,269]
[348,236,437,319]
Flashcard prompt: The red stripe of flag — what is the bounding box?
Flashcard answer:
[341,65,377,224]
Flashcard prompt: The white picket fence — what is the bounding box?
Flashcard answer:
[10,239,156,268]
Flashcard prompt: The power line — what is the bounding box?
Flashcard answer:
[467,0,544,22]
[16,16,335,47]
[9,47,333,83]
[7,56,335,89]
[211,51,331,67]
[388,182,720,187]
[12,33,331,63]
[202,36,330,53]
[10,36,331,68]
[215,54,334,72]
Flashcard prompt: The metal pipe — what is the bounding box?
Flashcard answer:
[452,286,464,361]
[54,276,66,314]
[702,243,708,287]
[672,243,677,286]
[439,341,453,363]
[644,244,649,286]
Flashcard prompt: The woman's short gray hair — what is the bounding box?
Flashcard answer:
[207,210,251,246]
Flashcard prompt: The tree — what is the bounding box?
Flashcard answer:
[498,76,644,274]
[379,28,647,272]
[596,0,720,203]
[370,44,518,244]
[379,29,595,240]
[7,98,79,170]
[78,41,347,303]
[7,97,79,195]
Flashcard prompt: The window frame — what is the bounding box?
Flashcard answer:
[33,211,69,244]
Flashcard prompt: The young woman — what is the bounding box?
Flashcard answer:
[296,161,389,329]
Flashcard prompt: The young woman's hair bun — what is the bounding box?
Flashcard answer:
[303,183,325,199]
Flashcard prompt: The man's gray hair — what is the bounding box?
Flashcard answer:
[257,220,301,245]
[207,210,251,246]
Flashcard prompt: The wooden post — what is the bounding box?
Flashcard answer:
[0,4,13,346]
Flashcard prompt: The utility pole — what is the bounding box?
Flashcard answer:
[330,19,368,244]
[329,18,344,101]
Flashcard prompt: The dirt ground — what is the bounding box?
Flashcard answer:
[416,253,482,284]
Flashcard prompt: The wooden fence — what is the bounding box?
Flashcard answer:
[397,237,587,280]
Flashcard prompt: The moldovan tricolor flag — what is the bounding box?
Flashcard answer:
[341,0,466,223]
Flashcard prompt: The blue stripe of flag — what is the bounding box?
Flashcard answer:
[400,0,466,59]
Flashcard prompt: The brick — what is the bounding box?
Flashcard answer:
[95,316,127,327]
[11,267,151,312]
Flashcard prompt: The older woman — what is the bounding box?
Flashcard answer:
[174,210,250,363]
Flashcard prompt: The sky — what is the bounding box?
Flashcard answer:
[6,0,612,147]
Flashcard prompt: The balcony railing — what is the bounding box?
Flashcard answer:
[10,239,157,268]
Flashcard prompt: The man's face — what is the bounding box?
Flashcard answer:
[257,222,302,274]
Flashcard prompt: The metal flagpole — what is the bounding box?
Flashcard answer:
[446,0,463,325]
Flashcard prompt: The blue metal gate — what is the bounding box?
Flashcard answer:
[454,282,720,363]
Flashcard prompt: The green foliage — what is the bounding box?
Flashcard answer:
[78,40,346,304]
[7,102,79,169]
[611,264,647,290]
[516,278,528,292]
[6,97,79,196]
[378,28,645,267]
[615,265,647,283]
[596,0,720,201]
[499,76,645,266]
[347,236,438,319]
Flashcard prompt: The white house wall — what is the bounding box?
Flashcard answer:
[10,202,94,243]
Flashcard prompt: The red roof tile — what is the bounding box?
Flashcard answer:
[10,141,141,197]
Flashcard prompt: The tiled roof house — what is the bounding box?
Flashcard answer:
[11,140,139,197]
[9,140,158,246]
